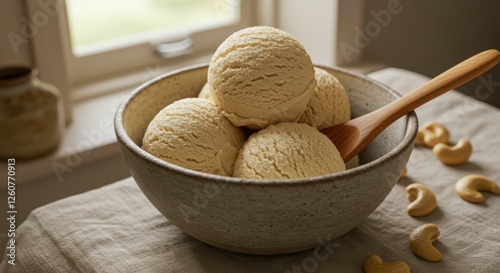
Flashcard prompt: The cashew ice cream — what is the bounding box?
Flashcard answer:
[233,122,345,179]
[142,98,246,176]
[143,26,357,179]
[198,83,212,100]
[208,26,316,129]
[298,67,351,130]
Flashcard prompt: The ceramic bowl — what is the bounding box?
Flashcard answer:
[115,64,418,255]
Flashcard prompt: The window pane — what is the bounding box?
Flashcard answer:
[66,0,239,50]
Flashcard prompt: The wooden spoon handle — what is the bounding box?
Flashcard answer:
[375,49,500,125]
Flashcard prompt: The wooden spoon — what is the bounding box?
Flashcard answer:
[321,49,500,162]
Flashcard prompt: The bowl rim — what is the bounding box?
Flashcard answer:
[114,63,418,186]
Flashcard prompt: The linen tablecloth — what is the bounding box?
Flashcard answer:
[2,68,500,273]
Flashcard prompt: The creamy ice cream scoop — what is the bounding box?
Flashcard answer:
[208,26,316,129]
[198,83,212,100]
[142,98,246,176]
[233,122,345,179]
[298,67,351,130]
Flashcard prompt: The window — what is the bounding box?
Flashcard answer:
[66,0,239,54]
[64,0,252,86]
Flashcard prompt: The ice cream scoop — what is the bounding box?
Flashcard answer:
[198,83,212,100]
[322,49,500,162]
[298,67,350,130]
[142,98,246,176]
[233,122,345,179]
[208,26,316,129]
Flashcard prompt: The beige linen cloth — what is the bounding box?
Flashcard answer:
[2,68,500,273]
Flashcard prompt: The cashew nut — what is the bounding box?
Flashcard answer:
[421,121,450,147]
[364,254,410,273]
[432,139,472,165]
[409,223,442,262]
[415,130,425,145]
[455,174,500,203]
[406,183,437,217]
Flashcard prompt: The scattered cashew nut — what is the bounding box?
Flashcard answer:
[364,254,410,273]
[406,183,437,217]
[409,223,442,262]
[421,121,450,147]
[432,139,472,165]
[455,174,500,203]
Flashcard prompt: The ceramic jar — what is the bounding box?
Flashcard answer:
[0,67,64,159]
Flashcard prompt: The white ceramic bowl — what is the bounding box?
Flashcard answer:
[115,64,418,255]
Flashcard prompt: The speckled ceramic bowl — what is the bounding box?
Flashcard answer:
[115,64,418,255]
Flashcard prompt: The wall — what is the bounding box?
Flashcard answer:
[361,0,500,107]
[277,0,338,67]
[0,0,33,66]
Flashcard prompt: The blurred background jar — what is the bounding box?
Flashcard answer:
[0,66,64,159]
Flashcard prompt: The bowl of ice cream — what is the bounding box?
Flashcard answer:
[114,27,418,255]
